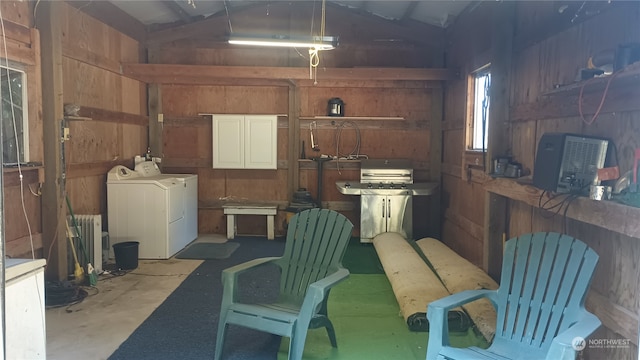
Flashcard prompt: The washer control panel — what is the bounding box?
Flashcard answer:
[135,161,161,177]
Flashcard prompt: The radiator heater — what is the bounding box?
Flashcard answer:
[67,215,104,274]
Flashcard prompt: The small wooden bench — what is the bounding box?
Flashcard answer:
[223,203,277,240]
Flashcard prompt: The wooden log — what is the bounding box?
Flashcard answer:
[373,232,468,332]
[416,237,498,342]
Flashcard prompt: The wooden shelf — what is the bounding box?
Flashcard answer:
[484,177,640,239]
[199,113,288,117]
[65,116,93,121]
[2,165,44,186]
[541,62,640,97]
[198,199,287,210]
[298,158,361,170]
[300,116,405,121]
[63,105,148,126]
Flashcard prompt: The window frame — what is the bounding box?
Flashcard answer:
[465,64,491,153]
[1,61,29,165]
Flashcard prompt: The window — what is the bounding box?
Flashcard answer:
[1,63,28,164]
[467,66,491,151]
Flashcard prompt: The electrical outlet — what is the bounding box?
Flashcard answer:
[158,113,164,123]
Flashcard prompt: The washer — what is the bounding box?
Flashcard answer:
[107,162,198,259]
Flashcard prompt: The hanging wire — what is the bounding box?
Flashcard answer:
[309,49,320,83]
[578,69,619,125]
[310,0,317,37]
[0,6,35,259]
[481,71,491,171]
[335,121,361,159]
[561,194,580,234]
[334,121,365,174]
[309,0,329,84]
[320,0,326,39]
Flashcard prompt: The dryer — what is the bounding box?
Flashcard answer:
[107,162,198,259]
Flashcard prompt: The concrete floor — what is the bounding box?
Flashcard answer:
[46,234,226,360]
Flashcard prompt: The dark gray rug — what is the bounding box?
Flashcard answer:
[175,242,240,259]
[108,236,285,360]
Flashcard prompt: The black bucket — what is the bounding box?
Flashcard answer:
[113,241,139,270]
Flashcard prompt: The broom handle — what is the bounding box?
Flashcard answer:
[66,195,92,265]
[65,221,81,265]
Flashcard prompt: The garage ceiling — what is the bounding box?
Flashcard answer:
[109,1,472,29]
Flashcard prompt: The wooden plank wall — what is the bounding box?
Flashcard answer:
[441,3,493,267]
[60,2,146,223]
[159,82,436,238]
[1,1,44,258]
[297,82,435,238]
[1,1,146,265]
[153,4,442,238]
[510,3,640,358]
[160,84,290,235]
[444,1,640,358]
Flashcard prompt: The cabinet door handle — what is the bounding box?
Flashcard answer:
[381,199,385,218]
[387,199,391,218]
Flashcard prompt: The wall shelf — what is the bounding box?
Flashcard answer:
[541,63,640,97]
[484,177,640,239]
[2,165,44,186]
[300,116,405,121]
[298,158,362,170]
[65,116,93,121]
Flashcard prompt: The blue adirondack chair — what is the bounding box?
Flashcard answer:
[426,232,601,360]
[214,208,354,360]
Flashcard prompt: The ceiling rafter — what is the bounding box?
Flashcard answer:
[401,2,419,22]
[146,1,445,49]
[161,1,194,24]
[68,1,147,43]
[145,2,261,46]
[325,2,445,48]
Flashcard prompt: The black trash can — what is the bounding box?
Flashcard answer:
[113,241,139,270]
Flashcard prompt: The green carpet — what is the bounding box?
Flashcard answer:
[277,274,489,360]
[341,238,384,274]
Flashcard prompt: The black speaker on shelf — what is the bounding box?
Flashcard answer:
[532,133,566,192]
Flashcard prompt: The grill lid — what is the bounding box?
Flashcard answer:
[360,159,413,184]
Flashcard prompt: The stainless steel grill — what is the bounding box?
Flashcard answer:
[336,159,438,243]
[360,159,413,184]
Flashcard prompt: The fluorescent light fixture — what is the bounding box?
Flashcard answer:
[228,34,339,50]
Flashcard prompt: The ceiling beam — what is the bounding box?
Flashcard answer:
[145,2,264,46]
[146,1,445,49]
[325,2,444,49]
[512,1,619,53]
[68,1,147,43]
[401,2,419,22]
[121,63,457,83]
[161,1,194,24]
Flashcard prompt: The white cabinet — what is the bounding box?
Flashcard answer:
[5,258,47,359]
[212,114,277,169]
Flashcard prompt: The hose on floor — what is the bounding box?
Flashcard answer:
[45,280,88,309]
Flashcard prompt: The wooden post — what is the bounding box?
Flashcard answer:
[37,1,68,281]
[147,48,162,169]
[288,82,300,202]
[483,1,515,280]
[148,84,163,168]
[429,85,444,239]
